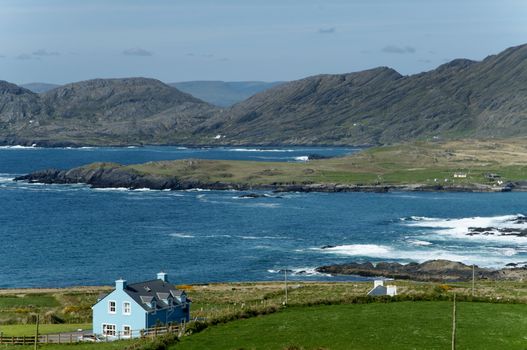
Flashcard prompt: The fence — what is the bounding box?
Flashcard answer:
[0,324,182,345]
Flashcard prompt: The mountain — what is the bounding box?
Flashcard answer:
[0,78,219,146]
[2,44,527,146]
[203,43,527,145]
[20,82,61,93]
[170,81,284,107]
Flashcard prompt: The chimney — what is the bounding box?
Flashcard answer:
[157,272,168,282]
[115,279,127,290]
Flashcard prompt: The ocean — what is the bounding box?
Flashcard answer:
[1,146,526,288]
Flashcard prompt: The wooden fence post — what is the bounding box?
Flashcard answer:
[34,314,39,350]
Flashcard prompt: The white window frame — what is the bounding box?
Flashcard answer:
[123,301,131,315]
[102,323,116,336]
[108,300,116,314]
[122,325,132,338]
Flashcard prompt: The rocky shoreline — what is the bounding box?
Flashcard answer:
[316,260,527,282]
[13,163,527,193]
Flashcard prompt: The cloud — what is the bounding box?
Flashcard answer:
[33,49,60,56]
[318,27,335,34]
[16,53,35,60]
[382,45,416,54]
[122,48,153,56]
[418,58,432,63]
[0,54,5,58]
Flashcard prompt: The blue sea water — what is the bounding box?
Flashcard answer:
[1,146,526,288]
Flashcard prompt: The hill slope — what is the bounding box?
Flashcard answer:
[2,44,527,146]
[0,78,219,146]
[170,81,284,107]
[205,44,527,145]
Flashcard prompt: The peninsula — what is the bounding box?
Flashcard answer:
[15,138,527,192]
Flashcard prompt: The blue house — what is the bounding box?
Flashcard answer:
[92,272,191,338]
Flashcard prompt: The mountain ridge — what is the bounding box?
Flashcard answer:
[2,43,527,146]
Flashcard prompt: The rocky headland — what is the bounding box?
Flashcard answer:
[316,260,527,282]
[14,164,526,193]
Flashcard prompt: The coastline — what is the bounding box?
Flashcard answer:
[14,168,523,193]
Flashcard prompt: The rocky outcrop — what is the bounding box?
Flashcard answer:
[316,260,527,282]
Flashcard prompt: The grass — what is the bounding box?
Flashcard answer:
[0,324,91,336]
[0,288,111,326]
[175,302,527,350]
[1,340,132,350]
[2,282,527,349]
[119,138,527,187]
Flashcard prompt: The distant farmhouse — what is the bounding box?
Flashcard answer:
[367,280,397,297]
[453,172,467,178]
[92,273,191,338]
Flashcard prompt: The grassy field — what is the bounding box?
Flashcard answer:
[2,281,527,349]
[123,138,527,186]
[0,324,91,337]
[176,302,527,350]
[0,287,111,326]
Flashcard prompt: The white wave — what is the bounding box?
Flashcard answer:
[402,214,527,242]
[0,145,39,149]
[294,156,309,161]
[314,243,521,267]
[203,234,232,238]
[245,203,280,208]
[238,235,282,240]
[227,148,295,152]
[93,187,130,191]
[267,267,331,277]
[0,176,14,183]
[170,233,195,238]
[131,188,154,192]
[407,239,433,246]
[184,188,211,192]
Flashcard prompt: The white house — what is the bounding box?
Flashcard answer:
[367,280,397,297]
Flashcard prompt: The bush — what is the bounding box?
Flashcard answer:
[125,333,179,350]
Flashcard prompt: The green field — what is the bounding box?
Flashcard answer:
[2,282,527,349]
[0,324,91,337]
[176,302,527,350]
[123,138,527,187]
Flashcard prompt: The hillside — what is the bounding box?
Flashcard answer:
[0,78,220,146]
[204,44,527,145]
[170,81,284,107]
[2,44,527,146]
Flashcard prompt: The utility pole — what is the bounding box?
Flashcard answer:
[472,264,475,296]
[34,314,39,350]
[451,294,456,350]
[284,268,288,305]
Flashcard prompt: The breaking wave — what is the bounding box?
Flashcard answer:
[402,214,527,241]
[313,243,522,267]
[228,148,295,152]
[267,267,331,277]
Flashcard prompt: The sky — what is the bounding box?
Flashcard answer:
[1,0,527,85]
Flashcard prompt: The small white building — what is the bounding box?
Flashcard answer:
[453,172,467,178]
[367,280,397,297]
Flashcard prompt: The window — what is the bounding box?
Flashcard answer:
[123,302,131,315]
[108,301,116,314]
[122,325,131,338]
[102,324,116,336]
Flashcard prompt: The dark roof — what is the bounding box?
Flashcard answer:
[124,279,187,312]
[367,285,387,296]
